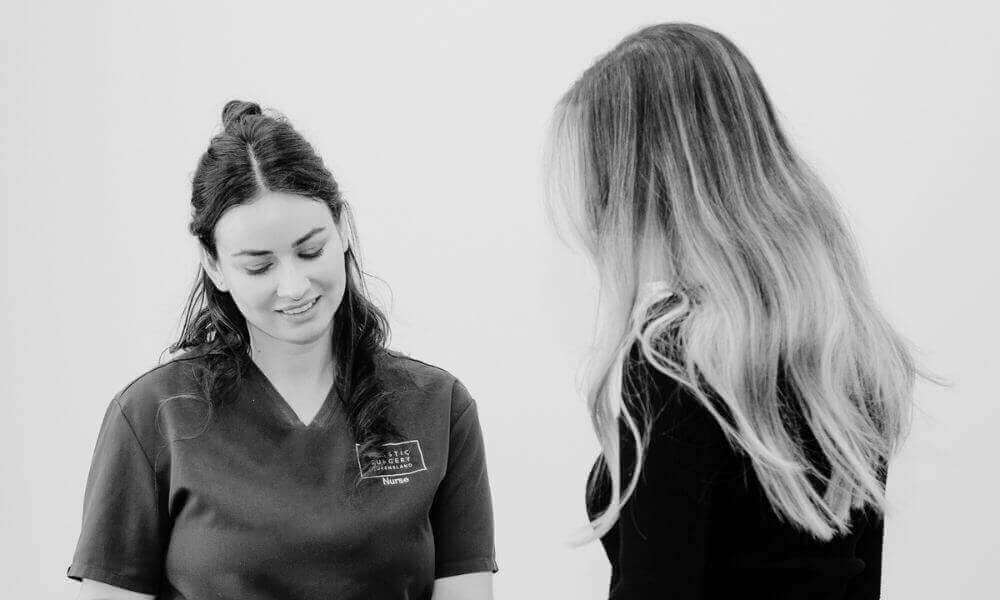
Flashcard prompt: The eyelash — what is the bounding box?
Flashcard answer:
[246,248,325,276]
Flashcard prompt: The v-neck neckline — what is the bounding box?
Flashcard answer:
[247,360,339,429]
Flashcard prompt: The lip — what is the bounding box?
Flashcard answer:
[276,296,320,314]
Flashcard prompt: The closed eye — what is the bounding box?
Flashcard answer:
[246,263,272,275]
[244,248,324,276]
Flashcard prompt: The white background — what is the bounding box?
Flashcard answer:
[3,1,999,598]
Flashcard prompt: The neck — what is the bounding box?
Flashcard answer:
[248,326,335,388]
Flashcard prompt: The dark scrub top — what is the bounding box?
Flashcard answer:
[68,351,497,600]
[588,356,885,599]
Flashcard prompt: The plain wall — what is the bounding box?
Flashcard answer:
[3,1,998,598]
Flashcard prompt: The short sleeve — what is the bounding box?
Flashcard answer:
[429,379,498,578]
[67,395,167,594]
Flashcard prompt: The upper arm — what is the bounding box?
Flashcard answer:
[68,395,167,593]
[612,380,733,598]
[77,579,156,600]
[429,379,498,578]
[431,572,493,600]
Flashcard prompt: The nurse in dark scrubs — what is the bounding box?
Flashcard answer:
[545,23,920,599]
[69,101,496,600]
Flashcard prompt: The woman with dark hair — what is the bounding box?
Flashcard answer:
[68,101,496,600]
[545,24,925,598]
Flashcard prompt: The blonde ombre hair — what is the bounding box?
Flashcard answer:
[546,23,919,541]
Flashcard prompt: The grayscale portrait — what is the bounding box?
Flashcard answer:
[4,2,997,599]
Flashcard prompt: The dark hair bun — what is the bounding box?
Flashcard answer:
[221,100,262,130]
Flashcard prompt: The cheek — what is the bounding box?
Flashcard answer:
[317,253,347,289]
[225,274,275,312]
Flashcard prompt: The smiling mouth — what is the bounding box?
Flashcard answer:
[278,297,319,315]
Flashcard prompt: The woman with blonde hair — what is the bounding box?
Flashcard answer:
[546,23,919,599]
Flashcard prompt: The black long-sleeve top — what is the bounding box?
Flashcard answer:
[587,359,885,599]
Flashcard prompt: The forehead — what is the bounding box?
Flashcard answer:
[213,191,334,251]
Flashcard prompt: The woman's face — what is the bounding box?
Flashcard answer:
[202,190,348,349]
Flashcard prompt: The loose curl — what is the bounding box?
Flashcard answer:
[170,100,398,459]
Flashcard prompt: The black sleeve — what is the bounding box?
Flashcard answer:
[611,377,734,599]
[67,395,167,594]
[844,506,885,598]
[429,379,498,578]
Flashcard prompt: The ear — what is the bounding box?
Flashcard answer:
[200,246,229,292]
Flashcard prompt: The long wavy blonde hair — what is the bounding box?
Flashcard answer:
[546,23,919,541]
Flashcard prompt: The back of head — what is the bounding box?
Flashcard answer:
[547,23,918,540]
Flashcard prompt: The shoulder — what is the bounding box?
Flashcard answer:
[377,350,475,417]
[83,353,211,471]
[627,353,734,453]
[378,350,456,384]
[115,353,206,411]
[107,353,209,440]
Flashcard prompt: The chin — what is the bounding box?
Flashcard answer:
[284,319,336,346]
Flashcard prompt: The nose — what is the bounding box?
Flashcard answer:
[276,262,311,300]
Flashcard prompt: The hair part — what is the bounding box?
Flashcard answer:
[547,23,924,541]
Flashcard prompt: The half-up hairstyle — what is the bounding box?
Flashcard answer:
[171,100,398,458]
[546,23,921,540]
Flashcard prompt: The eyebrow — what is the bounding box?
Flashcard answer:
[231,227,327,257]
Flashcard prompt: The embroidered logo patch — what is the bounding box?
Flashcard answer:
[356,440,428,486]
